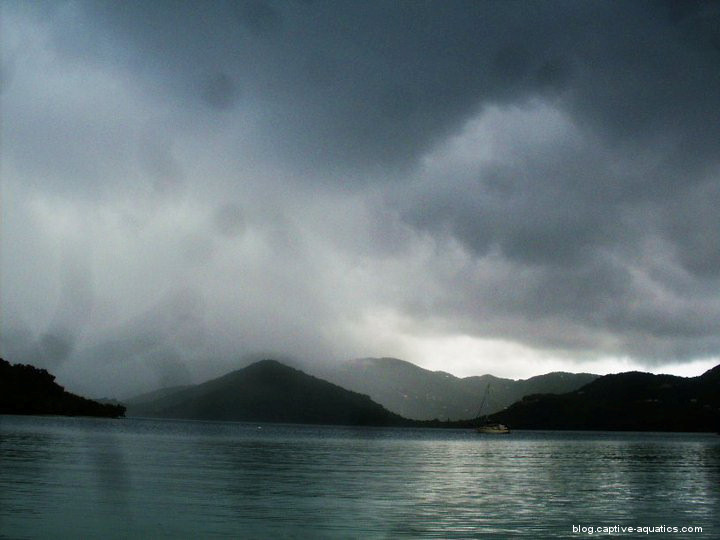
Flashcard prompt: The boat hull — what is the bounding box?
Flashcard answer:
[476,423,511,434]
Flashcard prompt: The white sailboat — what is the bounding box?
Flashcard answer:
[475,383,510,434]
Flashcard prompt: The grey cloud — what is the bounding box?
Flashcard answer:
[17,1,720,181]
[200,71,241,111]
[137,124,186,197]
[238,0,283,36]
[213,203,246,238]
[39,332,75,367]
[399,107,623,266]
[53,287,206,395]
[660,178,720,278]
[2,1,720,396]
[35,1,572,173]
[392,240,720,362]
[387,94,720,361]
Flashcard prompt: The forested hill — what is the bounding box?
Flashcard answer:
[0,358,126,418]
[315,357,597,420]
[488,365,720,432]
[127,360,409,426]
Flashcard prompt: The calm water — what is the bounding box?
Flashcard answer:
[1,416,718,538]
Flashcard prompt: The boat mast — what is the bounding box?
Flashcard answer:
[476,383,491,421]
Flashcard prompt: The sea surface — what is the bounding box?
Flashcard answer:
[1,416,718,539]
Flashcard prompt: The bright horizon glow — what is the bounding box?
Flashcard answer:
[398,334,719,380]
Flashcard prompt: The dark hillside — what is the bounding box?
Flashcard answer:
[488,366,720,432]
[0,358,126,418]
[316,357,597,420]
[128,360,408,426]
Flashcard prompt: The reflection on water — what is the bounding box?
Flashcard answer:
[1,416,719,538]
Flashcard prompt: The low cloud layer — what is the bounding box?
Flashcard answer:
[2,1,719,396]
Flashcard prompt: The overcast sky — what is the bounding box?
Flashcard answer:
[2,0,719,397]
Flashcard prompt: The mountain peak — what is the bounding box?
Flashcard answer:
[315,357,598,421]
[128,359,406,426]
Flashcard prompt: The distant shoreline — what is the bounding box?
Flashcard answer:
[4,414,718,436]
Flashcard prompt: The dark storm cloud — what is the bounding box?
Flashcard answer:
[392,96,720,360]
[49,1,718,175]
[11,1,719,180]
[39,0,589,174]
[2,0,720,395]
